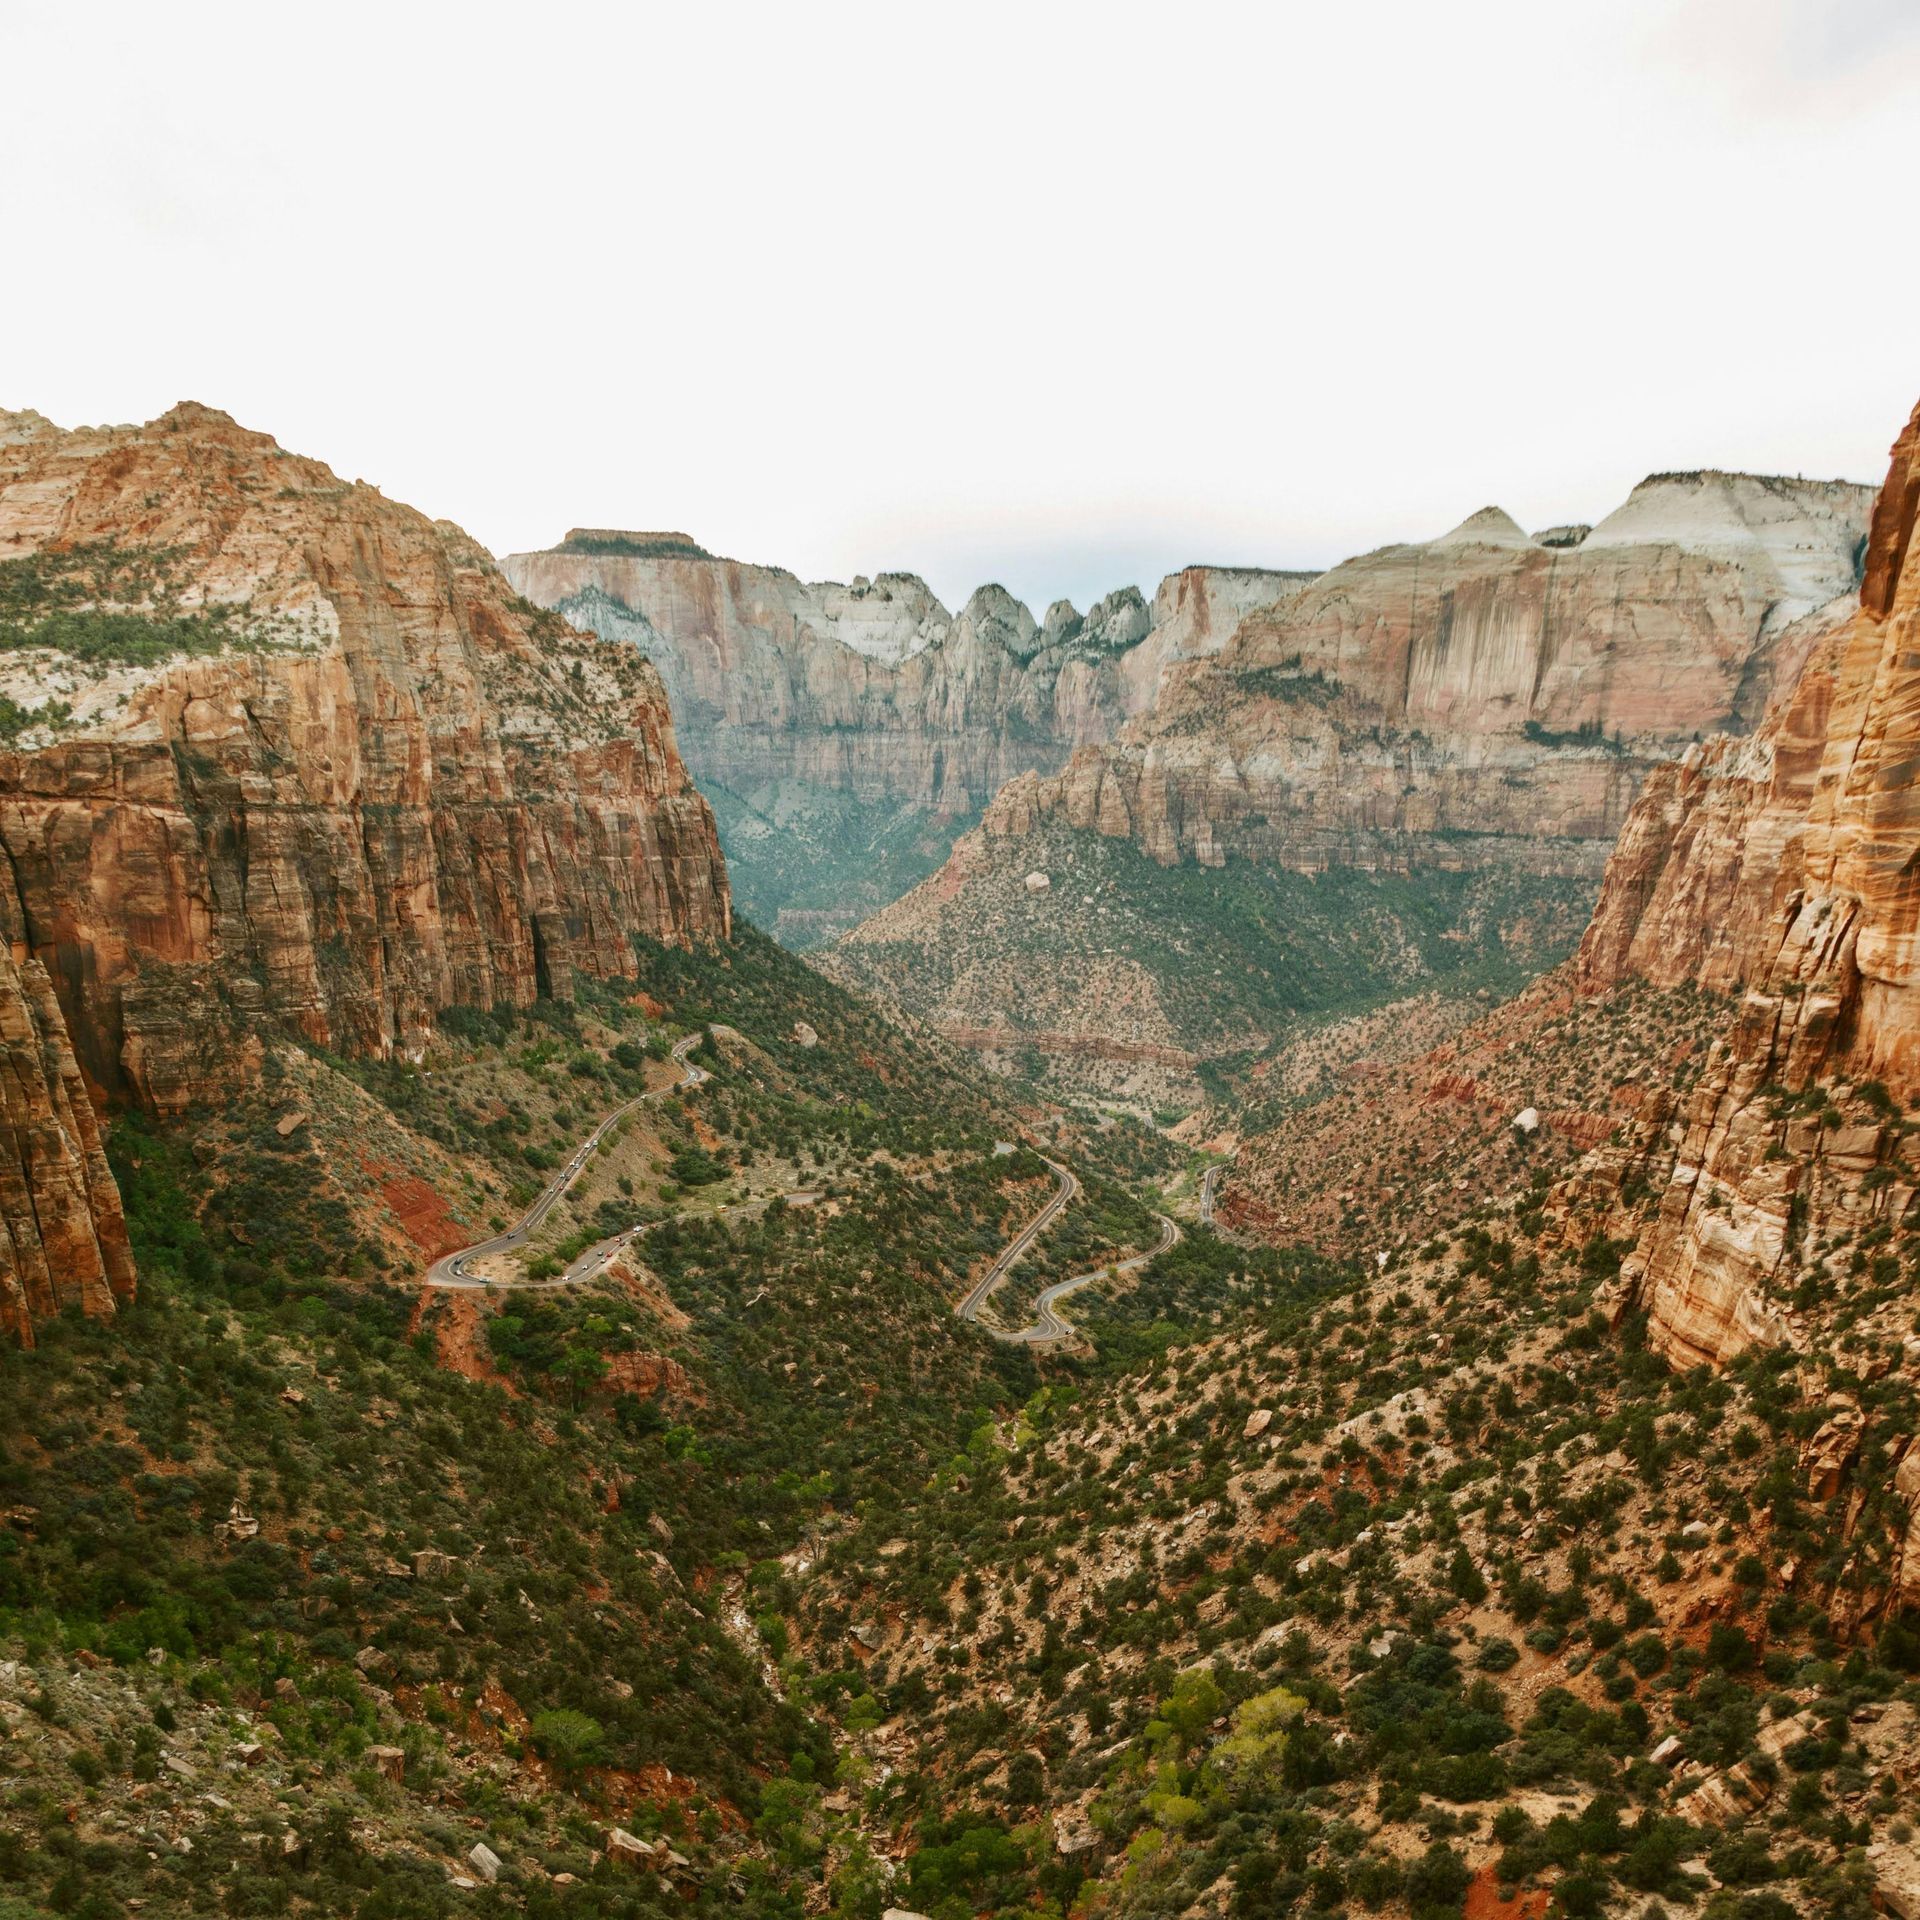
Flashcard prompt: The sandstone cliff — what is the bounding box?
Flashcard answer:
[0,404,730,1336]
[503,533,1313,817]
[0,946,134,1344]
[973,472,1873,879]
[504,532,1312,941]
[1567,403,1920,1371]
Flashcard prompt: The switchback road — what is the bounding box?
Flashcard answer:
[425,1033,708,1289]
[1001,1210,1181,1345]
[954,1154,1078,1324]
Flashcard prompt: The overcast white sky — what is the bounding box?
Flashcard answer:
[4,0,1918,613]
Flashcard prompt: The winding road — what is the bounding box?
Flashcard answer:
[1002,1209,1181,1345]
[954,1154,1079,1323]
[1199,1161,1225,1226]
[955,1152,1182,1347]
[422,1040,1184,1343]
[425,1033,710,1290]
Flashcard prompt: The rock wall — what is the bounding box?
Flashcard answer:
[0,405,732,1336]
[1573,403,1920,1368]
[0,947,135,1345]
[971,474,1872,878]
[503,535,1312,815]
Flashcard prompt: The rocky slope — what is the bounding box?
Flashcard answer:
[0,404,730,1337]
[503,532,1313,940]
[827,472,1873,1094]
[1561,400,1920,1370]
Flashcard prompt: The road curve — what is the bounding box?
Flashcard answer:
[1199,1162,1224,1226]
[954,1154,1078,1324]
[425,1032,708,1289]
[1001,1210,1182,1345]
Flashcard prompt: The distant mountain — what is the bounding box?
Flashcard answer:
[823,469,1875,1105]
[503,532,1315,942]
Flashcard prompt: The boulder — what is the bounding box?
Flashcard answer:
[606,1828,658,1870]
[366,1745,405,1784]
[468,1842,501,1884]
[1867,1841,1920,1920]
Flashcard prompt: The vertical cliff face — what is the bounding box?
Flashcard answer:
[0,947,135,1345]
[1574,402,1920,1368]
[0,405,729,1122]
[502,534,1314,815]
[0,405,731,1339]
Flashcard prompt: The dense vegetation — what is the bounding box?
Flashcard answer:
[0,540,302,665]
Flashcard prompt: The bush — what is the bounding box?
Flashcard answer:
[528,1708,607,1779]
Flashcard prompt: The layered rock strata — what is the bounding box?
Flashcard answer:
[973,472,1873,878]
[1573,403,1920,1368]
[0,947,134,1344]
[0,404,731,1336]
[503,535,1314,816]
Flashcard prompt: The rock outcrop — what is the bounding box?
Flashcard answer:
[972,471,1873,879]
[0,947,135,1344]
[1573,402,1920,1368]
[0,405,731,1336]
[504,534,1314,940]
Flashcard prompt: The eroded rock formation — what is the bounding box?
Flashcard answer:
[973,472,1872,878]
[503,534,1313,816]
[1575,402,1920,1368]
[0,404,731,1337]
[0,947,135,1344]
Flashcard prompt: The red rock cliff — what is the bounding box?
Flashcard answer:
[0,404,730,1119]
[0,947,135,1344]
[0,404,731,1340]
[1574,400,1920,1367]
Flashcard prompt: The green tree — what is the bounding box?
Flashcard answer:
[528,1708,607,1780]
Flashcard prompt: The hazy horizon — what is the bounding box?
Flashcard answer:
[6,0,1919,614]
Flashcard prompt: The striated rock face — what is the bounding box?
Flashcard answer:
[0,947,135,1344]
[502,535,1314,818]
[1573,402,1920,1368]
[0,405,730,1335]
[970,472,1872,879]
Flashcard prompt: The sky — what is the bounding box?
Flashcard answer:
[3,0,1919,615]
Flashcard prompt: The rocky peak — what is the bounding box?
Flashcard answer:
[956,583,1039,655]
[1432,505,1534,548]
[1586,467,1874,628]
[1041,598,1083,647]
[1080,586,1152,652]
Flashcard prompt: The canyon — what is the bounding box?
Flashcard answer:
[826,470,1875,1097]
[5,393,1920,1920]
[504,531,1312,941]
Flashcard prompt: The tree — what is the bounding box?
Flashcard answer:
[528,1708,607,1780]
[1005,1750,1044,1809]
[1448,1546,1488,1604]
